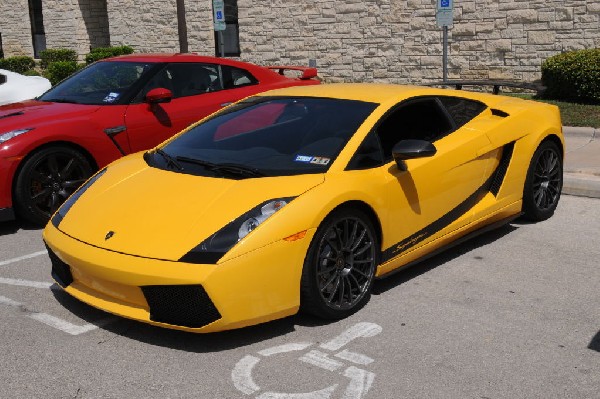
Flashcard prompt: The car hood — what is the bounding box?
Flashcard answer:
[57,154,324,261]
[0,100,101,130]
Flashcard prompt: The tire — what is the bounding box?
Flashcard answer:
[14,146,94,226]
[522,140,563,221]
[300,207,379,319]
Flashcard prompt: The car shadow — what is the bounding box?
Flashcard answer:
[588,330,600,352]
[0,219,42,236]
[50,283,337,352]
[49,223,518,352]
[372,223,519,295]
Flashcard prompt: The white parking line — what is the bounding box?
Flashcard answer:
[0,277,53,289]
[28,313,101,336]
[0,295,23,307]
[0,250,48,266]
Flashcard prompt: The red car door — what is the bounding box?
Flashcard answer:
[124,63,260,153]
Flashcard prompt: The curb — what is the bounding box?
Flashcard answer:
[562,126,600,199]
[563,173,600,199]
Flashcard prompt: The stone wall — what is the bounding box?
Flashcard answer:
[1,0,598,84]
[0,0,35,57]
[238,0,600,84]
[106,0,180,53]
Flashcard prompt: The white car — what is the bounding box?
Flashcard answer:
[0,69,51,105]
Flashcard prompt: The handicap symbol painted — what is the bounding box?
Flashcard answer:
[232,322,382,399]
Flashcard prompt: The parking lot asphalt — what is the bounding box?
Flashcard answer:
[0,194,599,398]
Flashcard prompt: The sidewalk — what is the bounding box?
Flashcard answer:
[563,126,600,198]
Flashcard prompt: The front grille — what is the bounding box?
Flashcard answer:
[45,243,73,288]
[141,285,222,328]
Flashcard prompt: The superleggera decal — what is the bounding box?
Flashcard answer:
[381,141,515,263]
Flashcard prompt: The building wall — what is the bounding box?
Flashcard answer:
[43,0,110,58]
[1,0,598,84]
[238,0,600,83]
[106,0,180,53]
[0,0,35,57]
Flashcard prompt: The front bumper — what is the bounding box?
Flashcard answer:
[43,222,315,333]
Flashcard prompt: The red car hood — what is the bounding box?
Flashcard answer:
[0,100,101,130]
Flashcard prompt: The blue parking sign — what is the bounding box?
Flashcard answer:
[441,0,449,6]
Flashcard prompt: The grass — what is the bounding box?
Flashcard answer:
[508,93,600,128]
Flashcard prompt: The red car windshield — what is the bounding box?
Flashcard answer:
[39,61,159,105]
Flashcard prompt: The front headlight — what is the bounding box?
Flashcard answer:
[0,128,34,144]
[179,197,295,264]
[51,168,107,227]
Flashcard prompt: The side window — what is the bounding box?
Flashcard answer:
[0,73,6,85]
[376,98,453,161]
[438,97,487,129]
[137,63,225,101]
[221,65,258,89]
[347,133,385,170]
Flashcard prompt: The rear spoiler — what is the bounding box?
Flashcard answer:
[425,80,545,95]
[266,66,318,80]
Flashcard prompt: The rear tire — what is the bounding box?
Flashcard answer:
[300,208,379,319]
[14,146,94,226]
[522,140,563,221]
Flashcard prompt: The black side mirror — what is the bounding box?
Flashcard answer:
[392,139,437,171]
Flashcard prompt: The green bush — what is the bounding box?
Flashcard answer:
[85,45,134,64]
[44,61,84,85]
[0,56,36,74]
[39,48,77,69]
[541,48,600,103]
[22,69,41,76]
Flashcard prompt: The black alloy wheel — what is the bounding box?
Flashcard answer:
[14,146,94,225]
[301,208,379,319]
[522,140,563,221]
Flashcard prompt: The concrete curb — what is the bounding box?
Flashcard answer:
[562,126,600,199]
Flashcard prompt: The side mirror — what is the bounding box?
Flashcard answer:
[145,88,172,104]
[392,139,437,171]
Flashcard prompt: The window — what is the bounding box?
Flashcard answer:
[28,0,46,58]
[0,73,6,85]
[138,63,224,100]
[221,66,257,89]
[375,98,453,161]
[438,97,487,129]
[214,0,240,57]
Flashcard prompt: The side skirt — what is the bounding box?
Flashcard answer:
[375,212,522,280]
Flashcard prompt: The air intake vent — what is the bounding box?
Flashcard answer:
[141,285,222,328]
[491,109,509,117]
[45,244,74,288]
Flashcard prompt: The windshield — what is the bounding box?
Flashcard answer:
[39,61,157,105]
[148,97,378,178]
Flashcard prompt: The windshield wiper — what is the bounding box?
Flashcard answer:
[176,156,265,178]
[155,149,183,170]
[47,98,78,104]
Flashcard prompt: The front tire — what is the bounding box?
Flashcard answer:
[14,146,94,225]
[522,140,563,221]
[300,208,379,319]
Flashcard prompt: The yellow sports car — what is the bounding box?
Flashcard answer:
[43,84,563,333]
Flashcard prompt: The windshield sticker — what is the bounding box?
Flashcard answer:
[294,155,331,165]
[103,92,120,103]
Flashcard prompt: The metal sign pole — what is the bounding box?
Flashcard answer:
[443,26,448,82]
[436,0,453,82]
[219,31,225,58]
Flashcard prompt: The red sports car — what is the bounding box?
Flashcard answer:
[0,54,319,224]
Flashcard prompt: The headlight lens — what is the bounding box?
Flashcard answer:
[0,128,34,144]
[179,197,294,264]
[51,168,107,227]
